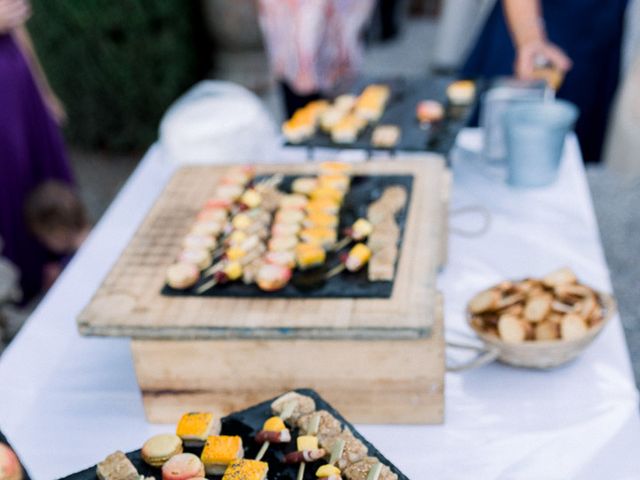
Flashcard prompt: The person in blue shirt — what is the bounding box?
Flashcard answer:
[462,0,629,163]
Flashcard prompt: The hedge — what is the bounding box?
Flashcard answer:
[29,0,210,152]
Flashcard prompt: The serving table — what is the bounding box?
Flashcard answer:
[0,129,638,479]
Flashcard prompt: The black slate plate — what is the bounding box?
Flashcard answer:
[162,174,413,299]
[60,389,408,480]
[0,430,32,480]
[284,75,476,156]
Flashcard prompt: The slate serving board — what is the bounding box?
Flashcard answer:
[162,174,413,299]
[60,389,408,480]
[284,75,475,155]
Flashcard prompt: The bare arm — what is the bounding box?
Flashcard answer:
[503,0,544,48]
[502,0,572,80]
[13,25,66,123]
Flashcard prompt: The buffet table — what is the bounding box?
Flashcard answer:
[1,129,639,479]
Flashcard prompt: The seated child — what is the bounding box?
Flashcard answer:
[24,181,90,289]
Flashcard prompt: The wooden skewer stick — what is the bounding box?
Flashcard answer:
[325,263,346,280]
[366,463,383,480]
[330,236,352,252]
[255,441,270,462]
[255,400,296,462]
[297,413,321,480]
[329,438,346,466]
[297,462,306,480]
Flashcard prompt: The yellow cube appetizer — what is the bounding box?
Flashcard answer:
[345,243,372,272]
[222,459,268,480]
[297,435,319,451]
[201,435,244,475]
[311,187,344,204]
[241,189,262,209]
[296,243,326,269]
[303,212,338,229]
[300,228,337,248]
[176,412,220,447]
[318,174,350,192]
[263,416,286,432]
[351,218,373,240]
[317,464,342,478]
[223,261,243,281]
[226,246,246,262]
[306,199,340,215]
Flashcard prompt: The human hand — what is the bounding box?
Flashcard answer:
[44,91,67,125]
[515,39,572,80]
[0,0,30,34]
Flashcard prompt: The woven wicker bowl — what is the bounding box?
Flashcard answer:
[467,289,616,369]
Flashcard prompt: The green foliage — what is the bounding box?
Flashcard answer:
[29,0,209,152]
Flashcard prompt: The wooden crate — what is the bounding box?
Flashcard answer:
[78,158,448,340]
[131,294,444,424]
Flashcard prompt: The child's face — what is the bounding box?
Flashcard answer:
[38,228,77,254]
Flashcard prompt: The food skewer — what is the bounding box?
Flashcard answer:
[316,439,346,480]
[254,401,296,461]
[293,243,372,291]
[331,218,373,252]
[283,413,324,480]
[196,244,265,293]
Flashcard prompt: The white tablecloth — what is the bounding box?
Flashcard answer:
[1,130,638,479]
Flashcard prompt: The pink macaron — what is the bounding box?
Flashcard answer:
[161,453,205,480]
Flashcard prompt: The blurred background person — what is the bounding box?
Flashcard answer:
[0,0,77,301]
[257,0,376,117]
[461,0,629,164]
[24,181,90,290]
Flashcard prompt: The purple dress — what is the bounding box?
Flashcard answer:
[0,33,73,301]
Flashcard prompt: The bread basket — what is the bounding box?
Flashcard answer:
[466,288,616,369]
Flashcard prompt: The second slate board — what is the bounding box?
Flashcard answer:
[60,389,409,480]
[162,174,413,299]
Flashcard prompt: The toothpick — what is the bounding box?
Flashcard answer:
[331,236,351,252]
[329,438,345,466]
[366,463,383,480]
[297,413,321,480]
[195,276,219,294]
[255,441,270,461]
[280,401,297,422]
[256,400,296,462]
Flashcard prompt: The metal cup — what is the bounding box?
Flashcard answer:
[503,100,579,188]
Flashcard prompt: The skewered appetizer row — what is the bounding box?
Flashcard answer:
[166,167,284,292]
[366,186,407,281]
[270,392,399,480]
[166,162,406,294]
[282,85,391,145]
[199,162,377,293]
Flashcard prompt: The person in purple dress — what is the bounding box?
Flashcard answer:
[0,0,75,301]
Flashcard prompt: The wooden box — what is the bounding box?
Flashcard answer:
[79,157,450,423]
[131,295,444,424]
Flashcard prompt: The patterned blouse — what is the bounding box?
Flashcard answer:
[258,0,376,94]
